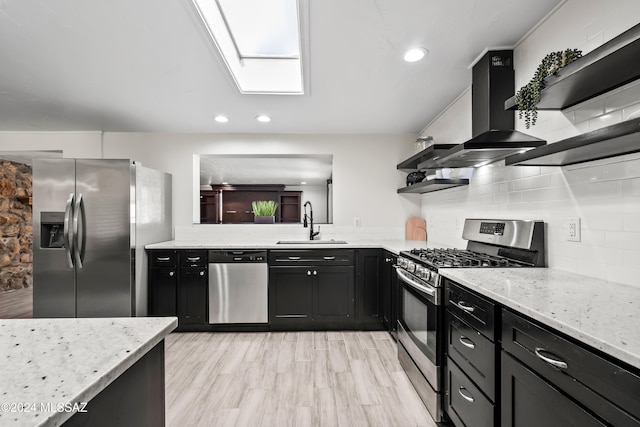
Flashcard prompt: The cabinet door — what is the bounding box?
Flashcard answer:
[501,352,607,427]
[314,266,354,324]
[178,267,207,324]
[356,249,383,328]
[148,267,177,316]
[381,252,397,333]
[269,267,314,328]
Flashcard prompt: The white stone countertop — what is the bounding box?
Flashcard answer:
[145,239,449,254]
[0,317,177,427]
[439,268,640,370]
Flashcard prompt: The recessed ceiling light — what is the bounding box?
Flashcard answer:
[214,115,229,123]
[256,115,271,123]
[222,182,229,185]
[403,48,428,63]
[300,181,307,185]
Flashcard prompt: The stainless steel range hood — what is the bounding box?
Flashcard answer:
[418,51,546,170]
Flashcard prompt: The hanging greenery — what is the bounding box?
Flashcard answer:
[515,48,583,128]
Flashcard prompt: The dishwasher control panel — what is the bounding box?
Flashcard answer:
[208,250,267,263]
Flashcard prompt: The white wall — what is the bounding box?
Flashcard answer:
[0,132,103,158]
[418,0,640,287]
[102,132,420,241]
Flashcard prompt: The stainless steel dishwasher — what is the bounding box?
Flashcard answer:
[208,250,268,324]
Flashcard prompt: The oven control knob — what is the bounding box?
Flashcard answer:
[422,269,431,281]
[415,266,423,277]
[407,261,415,273]
[398,258,405,268]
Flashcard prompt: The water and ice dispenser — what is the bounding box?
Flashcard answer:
[40,212,66,248]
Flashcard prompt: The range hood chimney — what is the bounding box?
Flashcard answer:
[419,50,546,169]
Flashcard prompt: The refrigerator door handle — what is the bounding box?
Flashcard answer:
[63,193,75,269]
[73,193,87,269]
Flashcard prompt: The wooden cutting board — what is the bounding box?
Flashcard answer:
[405,216,427,241]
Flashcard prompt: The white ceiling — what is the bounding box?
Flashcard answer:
[0,0,563,134]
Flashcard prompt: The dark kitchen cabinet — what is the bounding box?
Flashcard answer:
[501,352,607,427]
[148,249,208,330]
[269,250,355,330]
[148,250,178,317]
[444,279,498,427]
[355,249,385,329]
[178,250,207,326]
[501,308,640,426]
[269,267,314,327]
[381,251,397,336]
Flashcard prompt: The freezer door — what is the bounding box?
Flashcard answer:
[75,159,134,317]
[32,158,77,317]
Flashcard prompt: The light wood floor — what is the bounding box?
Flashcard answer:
[0,287,33,318]
[165,331,436,427]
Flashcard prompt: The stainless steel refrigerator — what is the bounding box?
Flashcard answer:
[32,158,172,318]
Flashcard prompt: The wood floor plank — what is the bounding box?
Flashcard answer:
[165,331,435,427]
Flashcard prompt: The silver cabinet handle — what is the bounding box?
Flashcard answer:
[307,270,311,276]
[459,336,476,349]
[63,193,74,269]
[187,256,201,262]
[313,270,318,275]
[458,387,474,403]
[456,300,475,313]
[323,256,336,260]
[534,348,568,369]
[289,256,301,260]
[169,271,175,277]
[199,271,205,276]
[156,256,171,261]
[233,257,242,261]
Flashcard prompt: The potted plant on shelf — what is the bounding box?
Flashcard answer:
[515,48,582,128]
[252,200,278,224]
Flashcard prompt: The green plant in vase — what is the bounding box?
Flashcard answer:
[252,200,278,223]
[515,48,583,128]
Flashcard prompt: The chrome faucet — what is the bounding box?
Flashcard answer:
[303,201,320,240]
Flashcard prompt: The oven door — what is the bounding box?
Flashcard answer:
[396,268,442,387]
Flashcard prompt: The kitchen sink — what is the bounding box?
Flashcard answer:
[276,239,348,244]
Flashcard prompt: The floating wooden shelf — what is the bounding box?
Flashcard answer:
[397,179,469,194]
[504,117,640,166]
[505,23,640,111]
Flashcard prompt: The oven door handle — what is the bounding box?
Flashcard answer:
[397,268,435,297]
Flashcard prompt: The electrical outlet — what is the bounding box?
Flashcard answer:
[566,217,581,242]
[354,217,361,228]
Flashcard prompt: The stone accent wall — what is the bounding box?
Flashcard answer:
[0,160,32,292]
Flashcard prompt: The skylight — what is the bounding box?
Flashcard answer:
[192,0,305,94]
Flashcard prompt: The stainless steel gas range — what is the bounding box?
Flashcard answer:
[396,219,545,422]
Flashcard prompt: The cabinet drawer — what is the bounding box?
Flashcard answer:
[445,357,494,427]
[446,311,496,401]
[269,250,355,266]
[445,279,495,341]
[149,250,178,267]
[502,309,640,426]
[180,250,207,267]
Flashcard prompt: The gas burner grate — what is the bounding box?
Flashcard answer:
[409,248,525,268]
